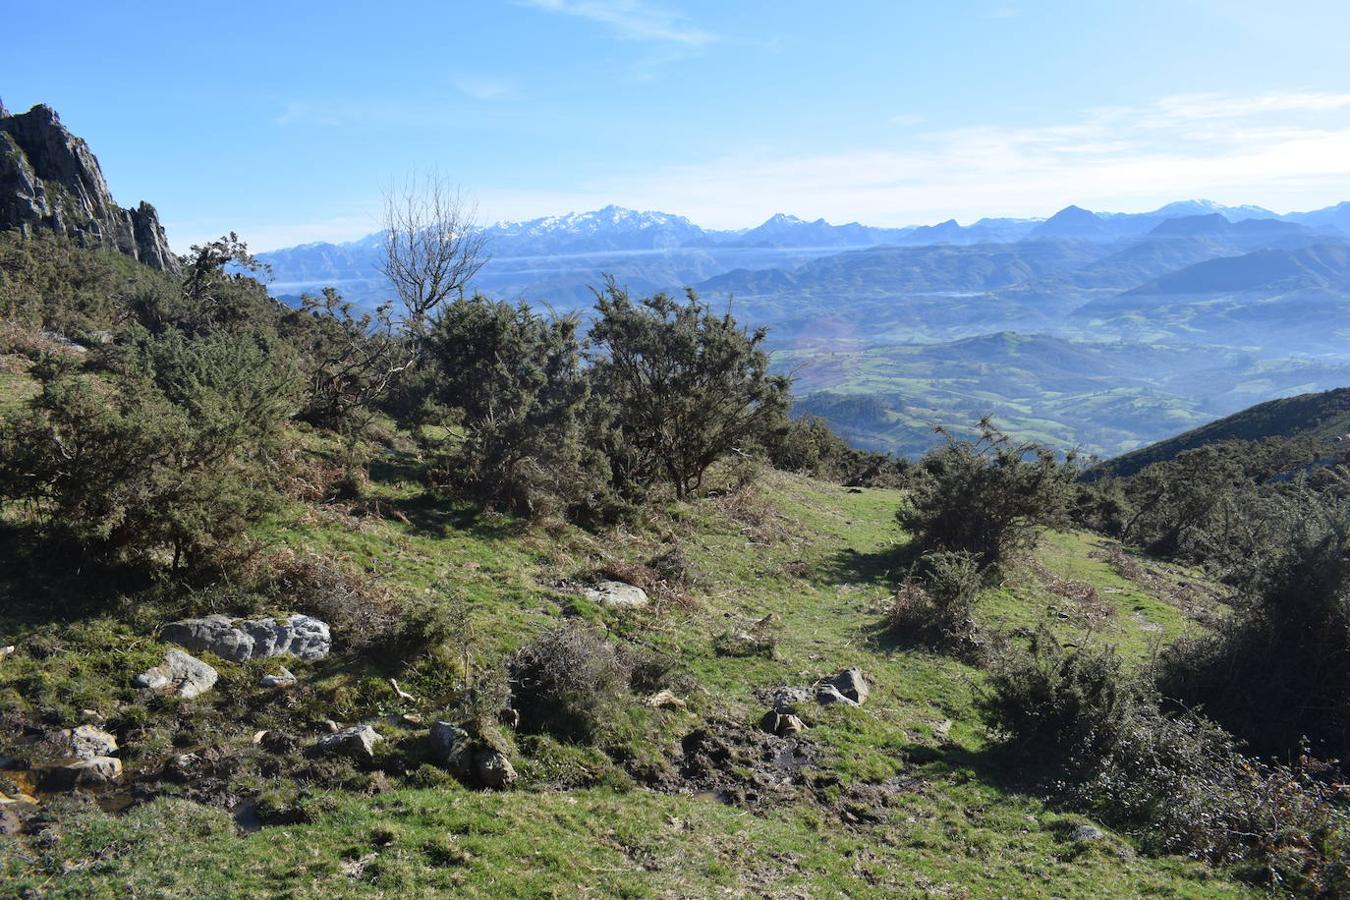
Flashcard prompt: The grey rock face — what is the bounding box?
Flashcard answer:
[771,686,813,714]
[0,104,178,272]
[315,725,382,762]
[429,721,474,772]
[583,580,650,609]
[133,649,218,699]
[160,614,331,663]
[62,725,118,760]
[814,684,860,707]
[429,722,516,788]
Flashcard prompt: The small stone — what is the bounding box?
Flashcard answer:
[134,649,218,699]
[474,750,517,789]
[821,667,869,705]
[62,725,117,761]
[314,725,382,762]
[429,721,474,773]
[259,668,297,688]
[644,690,687,710]
[45,756,122,790]
[815,684,860,707]
[1072,824,1105,842]
[323,719,340,734]
[400,713,424,727]
[771,686,812,714]
[760,710,806,736]
[583,580,650,609]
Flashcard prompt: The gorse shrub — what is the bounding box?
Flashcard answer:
[899,420,1074,568]
[885,550,984,654]
[981,632,1348,892]
[1158,481,1350,760]
[764,413,909,486]
[283,287,411,433]
[980,630,1147,761]
[411,294,612,520]
[0,329,297,570]
[587,279,790,501]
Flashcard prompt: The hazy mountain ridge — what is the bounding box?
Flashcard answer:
[1091,386,1350,478]
[256,197,1350,303]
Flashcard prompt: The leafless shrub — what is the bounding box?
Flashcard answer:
[380,174,488,333]
[509,622,633,742]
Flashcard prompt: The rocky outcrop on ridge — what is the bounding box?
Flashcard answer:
[0,102,178,272]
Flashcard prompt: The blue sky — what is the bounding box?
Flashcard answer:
[6,0,1350,250]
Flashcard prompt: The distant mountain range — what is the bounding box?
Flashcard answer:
[255,199,1350,459]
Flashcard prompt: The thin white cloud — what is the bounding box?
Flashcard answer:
[519,0,716,46]
[452,75,519,101]
[475,90,1350,228]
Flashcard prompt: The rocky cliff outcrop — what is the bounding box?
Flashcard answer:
[0,102,178,272]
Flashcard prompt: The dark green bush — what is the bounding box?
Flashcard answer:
[587,279,790,501]
[899,420,1075,567]
[980,630,1146,760]
[0,329,297,570]
[1158,483,1350,760]
[981,632,1348,891]
[885,550,984,654]
[765,413,908,486]
[410,294,612,520]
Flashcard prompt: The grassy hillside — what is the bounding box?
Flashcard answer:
[1093,385,1350,478]
[1,429,1249,896]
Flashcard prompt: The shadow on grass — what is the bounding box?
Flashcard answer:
[0,524,150,629]
[357,448,527,542]
[367,451,423,487]
[899,738,1062,799]
[816,541,921,588]
[379,491,526,542]
[857,613,988,666]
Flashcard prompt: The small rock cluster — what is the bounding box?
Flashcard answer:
[130,613,332,701]
[761,667,870,737]
[430,722,517,789]
[133,648,219,699]
[39,724,124,790]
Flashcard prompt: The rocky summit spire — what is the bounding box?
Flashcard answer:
[0,103,179,272]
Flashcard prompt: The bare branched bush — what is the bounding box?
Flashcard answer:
[509,622,632,742]
[380,174,488,334]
